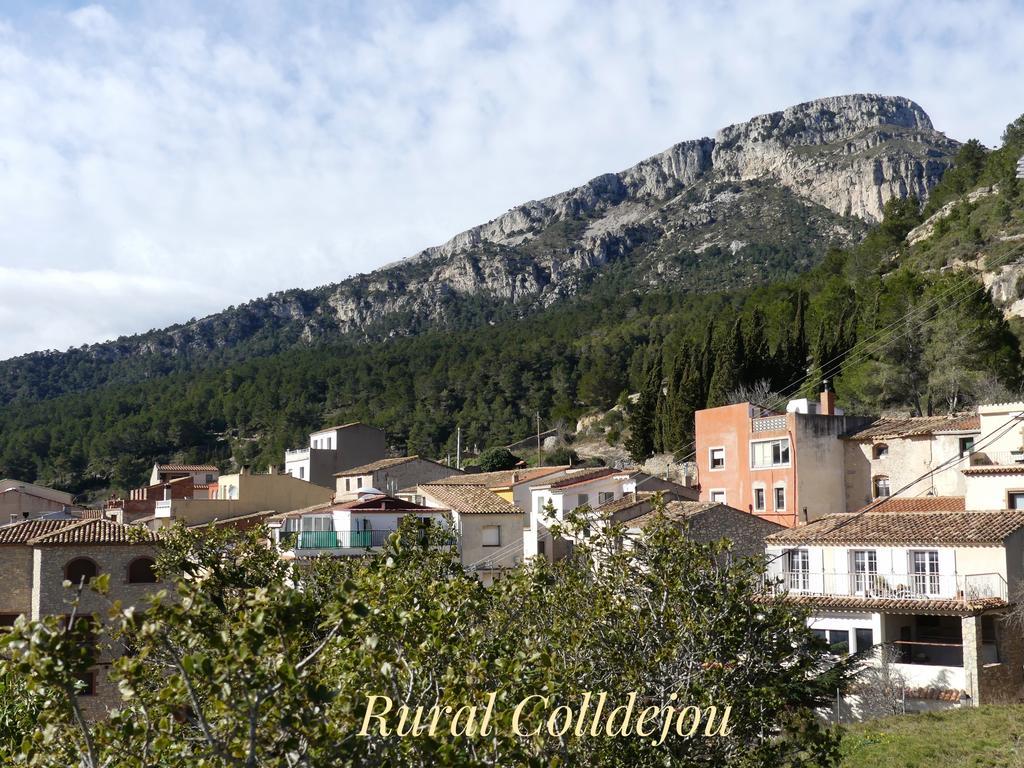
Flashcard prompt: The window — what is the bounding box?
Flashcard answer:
[851,550,878,594]
[750,439,790,468]
[872,476,890,498]
[1010,492,1024,510]
[301,515,333,532]
[911,550,940,595]
[299,466,305,480]
[0,614,19,630]
[538,540,546,557]
[710,490,726,503]
[786,549,810,591]
[774,486,786,511]
[64,558,98,586]
[75,670,96,697]
[872,444,889,459]
[127,557,158,584]
[960,437,975,458]
[482,525,501,547]
[345,479,351,492]
[576,493,590,509]
[205,473,215,483]
[753,487,766,512]
[598,491,614,505]
[827,629,850,656]
[709,448,725,470]
[855,627,874,653]
[357,477,363,489]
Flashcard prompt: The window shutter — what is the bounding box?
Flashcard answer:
[832,547,849,594]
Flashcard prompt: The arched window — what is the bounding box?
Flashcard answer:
[873,476,891,499]
[873,444,889,459]
[64,558,98,585]
[127,557,158,584]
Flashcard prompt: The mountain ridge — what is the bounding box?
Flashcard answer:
[0,93,958,406]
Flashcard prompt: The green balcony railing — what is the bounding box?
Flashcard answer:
[292,529,393,549]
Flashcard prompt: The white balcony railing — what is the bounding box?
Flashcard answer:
[766,570,1007,604]
[968,449,1024,467]
[285,447,311,460]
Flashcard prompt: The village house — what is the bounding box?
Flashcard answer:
[694,385,872,526]
[269,492,451,557]
[764,501,1024,712]
[148,463,220,492]
[416,483,526,585]
[141,468,333,529]
[284,422,387,488]
[0,518,163,716]
[1,479,79,525]
[334,456,459,500]
[843,413,981,511]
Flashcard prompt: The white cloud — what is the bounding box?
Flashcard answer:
[0,0,1023,359]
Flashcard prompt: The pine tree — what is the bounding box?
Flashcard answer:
[625,353,661,463]
[706,319,744,408]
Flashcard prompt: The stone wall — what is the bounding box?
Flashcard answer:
[0,546,34,616]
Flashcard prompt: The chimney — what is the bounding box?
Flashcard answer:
[163,485,172,501]
[820,379,836,416]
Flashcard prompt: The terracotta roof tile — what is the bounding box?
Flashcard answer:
[419,485,521,515]
[596,492,655,515]
[855,496,966,513]
[27,519,160,546]
[545,467,621,489]
[961,465,1024,476]
[157,464,219,472]
[766,509,1024,546]
[770,593,1005,616]
[845,413,979,440]
[335,456,450,476]
[0,519,81,545]
[423,466,567,488]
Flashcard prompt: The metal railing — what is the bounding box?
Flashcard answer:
[285,447,311,459]
[281,529,397,550]
[767,570,1007,603]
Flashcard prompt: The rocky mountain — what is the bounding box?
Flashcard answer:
[0,93,959,404]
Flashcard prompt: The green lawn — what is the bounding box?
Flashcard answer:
[840,705,1024,768]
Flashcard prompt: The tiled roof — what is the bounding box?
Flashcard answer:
[903,687,965,702]
[766,509,1024,546]
[311,421,364,433]
[423,466,567,488]
[771,593,1005,616]
[419,484,521,515]
[157,464,219,472]
[854,496,966,513]
[335,456,439,476]
[627,501,746,529]
[545,467,622,489]
[30,519,160,545]
[0,519,81,545]
[596,492,655,515]
[962,465,1024,476]
[845,413,979,440]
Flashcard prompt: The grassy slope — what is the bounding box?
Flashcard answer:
[839,705,1024,768]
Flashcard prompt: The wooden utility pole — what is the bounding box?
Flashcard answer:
[536,412,542,466]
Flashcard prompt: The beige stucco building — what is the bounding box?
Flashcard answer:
[1,479,77,525]
[334,456,459,500]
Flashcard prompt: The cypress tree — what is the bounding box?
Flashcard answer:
[706,318,745,408]
[625,353,661,463]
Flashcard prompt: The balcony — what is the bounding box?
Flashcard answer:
[280,528,396,551]
[768,570,1007,604]
[751,415,787,433]
[285,447,311,461]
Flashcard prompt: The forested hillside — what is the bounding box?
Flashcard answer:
[1,111,1021,499]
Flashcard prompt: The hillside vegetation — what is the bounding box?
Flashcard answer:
[0,114,1021,498]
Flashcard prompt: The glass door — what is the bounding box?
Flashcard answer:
[851,550,877,595]
[911,550,940,596]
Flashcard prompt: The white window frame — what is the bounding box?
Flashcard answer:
[909,549,941,596]
[482,525,501,548]
[709,489,726,504]
[708,447,726,471]
[873,476,891,499]
[752,485,766,512]
[786,549,810,591]
[773,484,786,511]
[750,438,791,469]
[598,491,614,505]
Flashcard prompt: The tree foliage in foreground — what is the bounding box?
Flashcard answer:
[0,513,855,767]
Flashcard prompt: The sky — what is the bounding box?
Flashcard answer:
[1,0,1023,360]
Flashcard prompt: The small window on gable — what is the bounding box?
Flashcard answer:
[873,444,889,459]
[64,558,98,586]
[127,557,158,584]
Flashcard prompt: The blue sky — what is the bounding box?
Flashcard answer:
[1,0,1023,359]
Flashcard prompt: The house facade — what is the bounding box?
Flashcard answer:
[694,388,872,526]
[843,413,981,512]
[148,463,220,488]
[0,519,163,716]
[335,456,459,500]
[765,506,1024,710]
[284,423,387,488]
[0,479,77,525]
